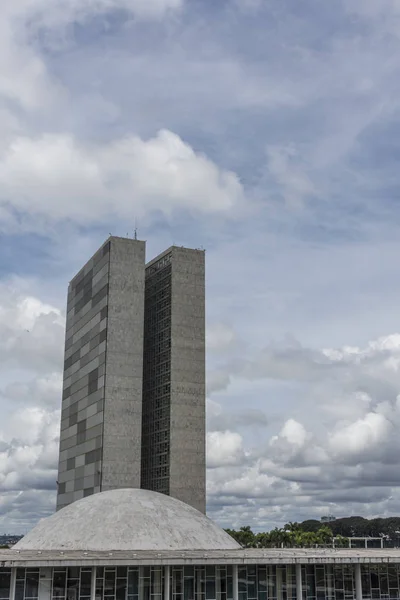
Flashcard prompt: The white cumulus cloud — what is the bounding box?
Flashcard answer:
[207,431,246,468]
[0,130,243,228]
[0,279,64,372]
[329,412,393,458]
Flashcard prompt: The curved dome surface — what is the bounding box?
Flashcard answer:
[15,489,240,551]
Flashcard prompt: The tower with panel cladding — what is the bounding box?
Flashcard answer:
[56,237,206,514]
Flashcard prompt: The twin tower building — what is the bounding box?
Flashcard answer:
[56,237,206,513]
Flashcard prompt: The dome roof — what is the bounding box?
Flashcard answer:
[15,489,240,551]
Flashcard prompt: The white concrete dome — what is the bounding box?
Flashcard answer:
[15,489,240,551]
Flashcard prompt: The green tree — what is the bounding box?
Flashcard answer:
[225,526,256,548]
[300,520,322,533]
[254,532,268,548]
[316,526,333,546]
[300,531,319,547]
[284,521,302,533]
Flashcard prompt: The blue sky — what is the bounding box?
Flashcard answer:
[3,0,400,533]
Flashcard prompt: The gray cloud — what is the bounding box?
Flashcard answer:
[205,332,400,528]
[0,280,64,373]
[0,490,56,533]
[209,409,268,432]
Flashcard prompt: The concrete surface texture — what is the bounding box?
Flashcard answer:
[141,246,206,513]
[5,547,400,567]
[169,247,206,513]
[101,237,146,492]
[15,489,240,552]
[56,238,146,510]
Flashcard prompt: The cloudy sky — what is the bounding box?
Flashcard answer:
[2,0,400,534]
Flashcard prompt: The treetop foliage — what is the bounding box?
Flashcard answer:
[225,523,348,548]
[225,516,400,548]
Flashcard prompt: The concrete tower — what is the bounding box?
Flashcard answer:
[57,237,145,510]
[141,247,206,513]
[56,238,205,513]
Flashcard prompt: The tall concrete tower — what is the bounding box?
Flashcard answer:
[57,237,145,510]
[56,238,205,513]
[141,247,206,513]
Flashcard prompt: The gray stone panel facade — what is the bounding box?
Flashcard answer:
[169,248,206,514]
[56,237,145,509]
[101,237,145,491]
[56,240,112,510]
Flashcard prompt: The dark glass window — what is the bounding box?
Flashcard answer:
[0,570,11,600]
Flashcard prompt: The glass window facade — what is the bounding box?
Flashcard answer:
[0,570,11,600]
[142,255,172,495]
[15,569,40,600]
[2,563,400,600]
[361,564,400,599]
[300,564,354,600]
[170,566,232,600]
[238,566,295,600]
[51,567,92,600]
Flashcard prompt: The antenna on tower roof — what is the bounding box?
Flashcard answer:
[134,219,138,240]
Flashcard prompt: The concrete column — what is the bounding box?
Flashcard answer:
[216,567,221,600]
[139,567,145,600]
[295,564,302,600]
[196,568,202,600]
[9,568,17,600]
[91,567,97,600]
[276,568,283,600]
[38,568,52,600]
[164,566,170,600]
[326,566,334,600]
[232,566,238,600]
[365,539,367,549]
[153,569,162,600]
[355,564,362,600]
